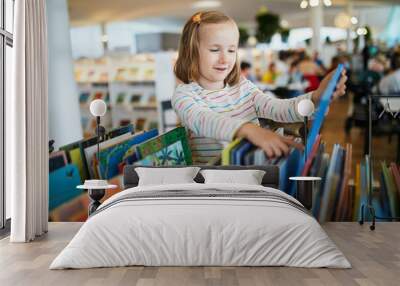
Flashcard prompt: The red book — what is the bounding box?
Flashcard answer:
[390,163,400,193]
[301,135,322,176]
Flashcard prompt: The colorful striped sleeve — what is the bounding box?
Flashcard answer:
[245,79,313,123]
[172,85,250,142]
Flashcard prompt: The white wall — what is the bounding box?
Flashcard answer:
[70,25,104,59]
[70,18,183,59]
[47,0,83,149]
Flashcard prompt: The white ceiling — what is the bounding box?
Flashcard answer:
[68,0,400,28]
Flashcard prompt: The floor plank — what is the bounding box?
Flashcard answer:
[1,222,399,286]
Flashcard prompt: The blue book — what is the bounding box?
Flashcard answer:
[97,129,159,179]
[359,162,368,220]
[234,140,253,165]
[49,164,83,211]
[281,148,302,195]
[230,139,247,165]
[243,148,256,165]
[298,64,344,174]
[379,171,392,218]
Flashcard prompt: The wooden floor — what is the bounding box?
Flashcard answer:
[0,222,399,286]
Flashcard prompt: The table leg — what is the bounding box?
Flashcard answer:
[295,180,313,210]
[88,189,105,216]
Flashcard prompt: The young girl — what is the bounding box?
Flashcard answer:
[172,11,347,164]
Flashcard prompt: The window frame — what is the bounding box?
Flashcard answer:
[1,0,14,232]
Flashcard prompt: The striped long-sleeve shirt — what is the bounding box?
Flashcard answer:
[172,77,312,164]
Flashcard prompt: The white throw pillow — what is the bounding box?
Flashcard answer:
[200,169,266,185]
[136,167,201,186]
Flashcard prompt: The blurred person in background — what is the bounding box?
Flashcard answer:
[327,56,340,73]
[262,62,280,84]
[376,54,400,94]
[298,54,324,92]
[288,60,303,84]
[313,51,327,73]
[240,61,256,83]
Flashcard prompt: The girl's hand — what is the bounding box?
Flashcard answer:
[312,68,347,104]
[236,123,304,158]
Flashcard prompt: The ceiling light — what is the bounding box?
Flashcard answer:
[247,36,257,46]
[301,0,332,9]
[357,27,368,36]
[323,0,332,6]
[281,20,289,28]
[192,0,222,9]
[351,16,358,25]
[300,0,308,9]
[334,12,351,29]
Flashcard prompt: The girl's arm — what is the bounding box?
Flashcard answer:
[250,68,347,122]
[248,81,313,123]
[235,122,303,158]
[172,88,250,142]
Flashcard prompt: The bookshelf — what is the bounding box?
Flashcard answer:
[74,54,158,137]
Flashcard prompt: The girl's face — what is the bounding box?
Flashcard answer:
[197,21,239,90]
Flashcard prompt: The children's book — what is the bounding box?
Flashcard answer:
[352,163,361,221]
[221,138,242,165]
[331,147,346,220]
[309,142,325,176]
[97,129,159,179]
[319,144,340,222]
[379,170,392,217]
[253,148,266,166]
[313,153,330,218]
[49,151,68,172]
[305,64,343,157]
[84,132,134,179]
[230,139,247,165]
[60,140,87,181]
[243,147,257,165]
[106,124,134,139]
[336,144,352,221]
[294,64,344,179]
[134,127,192,166]
[301,135,322,176]
[79,136,100,179]
[234,140,253,165]
[390,162,400,193]
[49,164,83,211]
[280,147,302,195]
[382,161,400,217]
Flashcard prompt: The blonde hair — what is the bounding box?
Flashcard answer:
[174,11,240,86]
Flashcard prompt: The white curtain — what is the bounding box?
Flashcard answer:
[8,0,48,242]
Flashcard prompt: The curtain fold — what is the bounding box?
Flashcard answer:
[9,0,48,242]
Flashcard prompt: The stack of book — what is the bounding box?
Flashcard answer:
[220,135,354,222]
[357,158,400,221]
[51,126,192,221]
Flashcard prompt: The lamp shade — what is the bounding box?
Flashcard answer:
[89,99,107,117]
[297,99,315,117]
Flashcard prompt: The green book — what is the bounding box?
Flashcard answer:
[381,161,400,217]
[221,138,242,166]
[59,139,86,182]
[135,127,192,166]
